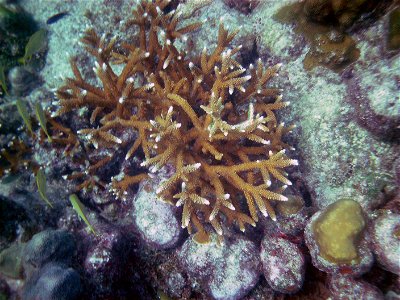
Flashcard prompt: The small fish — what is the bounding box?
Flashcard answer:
[69,194,96,235]
[0,64,8,95]
[19,29,48,65]
[36,168,53,208]
[46,11,69,25]
[35,103,52,141]
[16,99,33,134]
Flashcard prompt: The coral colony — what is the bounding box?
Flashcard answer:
[55,0,297,242]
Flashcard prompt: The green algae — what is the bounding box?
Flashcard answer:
[312,198,365,264]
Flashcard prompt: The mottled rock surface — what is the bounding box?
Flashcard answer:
[260,235,305,294]
[178,234,260,300]
[0,243,25,279]
[133,180,182,249]
[23,229,75,273]
[8,66,41,96]
[370,211,400,275]
[328,275,384,300]
[83,227,137,298]
[23,263,81,300]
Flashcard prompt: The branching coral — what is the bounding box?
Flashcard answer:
[55,0,298,242]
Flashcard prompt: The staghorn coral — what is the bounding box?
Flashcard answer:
[55,0,297,242]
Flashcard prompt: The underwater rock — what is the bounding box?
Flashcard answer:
[164,271,186,298]
[133,179,182,249]
[7,66,41,96]
[305,199,374,276]
[260,235,305,294]
[275,196,312,236]
[303,0,383,29]
[0,195,31,248]
[83,227,135,297]
[23,229,75,274]
[395,157,400,186]
[0,2,38,85]
[276,196,305,216]
[0,277,10,300]
[178,234,260,300]
[23,262,81,300]
[303,30,360,72]
[0,102,23,135]
[0,242,25,279]
[223,0,260,15]
[370,211,400,275]
[274,1,361,72]
[327,275,384,300]
[156,259,187,299]
[346,51,400,142]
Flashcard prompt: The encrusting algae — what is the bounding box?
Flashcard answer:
[55,0,298,242]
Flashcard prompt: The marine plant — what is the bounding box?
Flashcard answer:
[55,0,298,242]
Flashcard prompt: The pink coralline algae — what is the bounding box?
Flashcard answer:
[370,211,400,275]
[83,227,138,298]
[133,179,182,249]
[328,275,384,300]
[260,235,305,294]
[178,234,260,300]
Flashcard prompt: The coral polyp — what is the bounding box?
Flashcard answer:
[55,0,297,241]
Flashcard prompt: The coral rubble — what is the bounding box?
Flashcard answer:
[55,0,297,241]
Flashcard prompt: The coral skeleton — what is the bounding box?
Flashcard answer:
[56,0,297,242]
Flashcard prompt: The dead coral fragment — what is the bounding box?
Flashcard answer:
[56,0,297,240]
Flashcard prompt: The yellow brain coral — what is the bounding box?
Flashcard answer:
[55,0,298,242]
[312,199,366,264]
